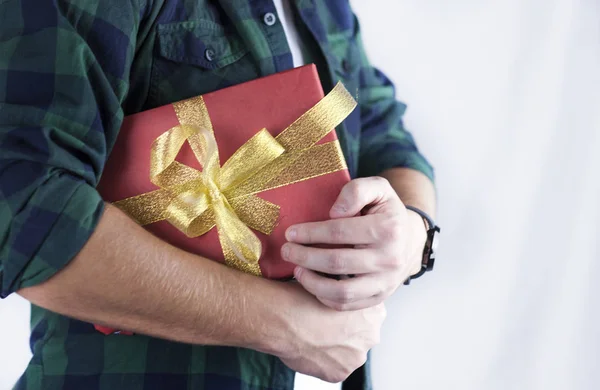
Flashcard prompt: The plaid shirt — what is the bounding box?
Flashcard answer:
[0,0,434,389]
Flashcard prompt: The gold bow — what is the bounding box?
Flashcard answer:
[114,82,357,276]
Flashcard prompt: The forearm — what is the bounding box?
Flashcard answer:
[18,203,289,354]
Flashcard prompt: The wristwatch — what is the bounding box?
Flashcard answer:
[403,205,440,285]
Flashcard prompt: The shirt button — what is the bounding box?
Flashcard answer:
[342,59,352,74]
[263,12,277,26]
[205,48,216,62]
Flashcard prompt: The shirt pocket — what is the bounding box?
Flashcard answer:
[149,19,258,108]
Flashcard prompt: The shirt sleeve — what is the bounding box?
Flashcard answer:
[351,14,435,181]
[0,1,140,297]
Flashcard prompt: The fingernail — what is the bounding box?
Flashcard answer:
[294,266,303,279]
[286,228,297,241]
[281,244,290,260]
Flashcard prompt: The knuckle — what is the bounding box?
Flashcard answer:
[329,223,346,242]
[381,216,402,241]
[372,176,389,187]
[327,251,345,273]
[338,285,355,303]
[366,224,380,241]
[379,255,395,269]
[344,181,363,203]
[380,252,402,270]
[368,176,391,194]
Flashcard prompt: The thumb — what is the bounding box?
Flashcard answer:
[329,177,399,219]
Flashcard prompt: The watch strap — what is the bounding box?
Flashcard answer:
[405,205,434,231]
[403,206,438,285]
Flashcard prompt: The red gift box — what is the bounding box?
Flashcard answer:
[98,65,356,284]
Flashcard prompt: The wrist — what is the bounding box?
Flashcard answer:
[239,279,299,357]
[406,209,428,276]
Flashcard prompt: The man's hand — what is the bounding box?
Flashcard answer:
[276,283,386,383]
[281,176,428,311]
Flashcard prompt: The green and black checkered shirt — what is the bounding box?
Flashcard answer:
[0,1,434,389]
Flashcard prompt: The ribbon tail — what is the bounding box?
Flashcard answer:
[259,141,348,192]
[225,141,347,199]
[114,189,175,226]
[275,82,357,151]
[213,198,263,276]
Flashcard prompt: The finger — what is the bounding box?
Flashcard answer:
[330,177,400,219]
[286,214,401,245]
[319,294,387,312]
[282,243,382,274]
[294,267,388,304]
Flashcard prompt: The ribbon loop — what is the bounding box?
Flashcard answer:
[220,129,285,191]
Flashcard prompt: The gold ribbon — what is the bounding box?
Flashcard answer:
[114,82,357,276]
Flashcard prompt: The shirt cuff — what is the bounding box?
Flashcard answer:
[1,174,104,298]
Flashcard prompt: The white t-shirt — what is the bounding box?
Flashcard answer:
[273,5,342,390]
[274,0,308,68]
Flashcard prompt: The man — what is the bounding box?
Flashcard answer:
[0,0,436,389]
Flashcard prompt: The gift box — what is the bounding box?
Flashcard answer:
[97,65,356,283]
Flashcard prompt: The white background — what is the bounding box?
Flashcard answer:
[1,0,599,389]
